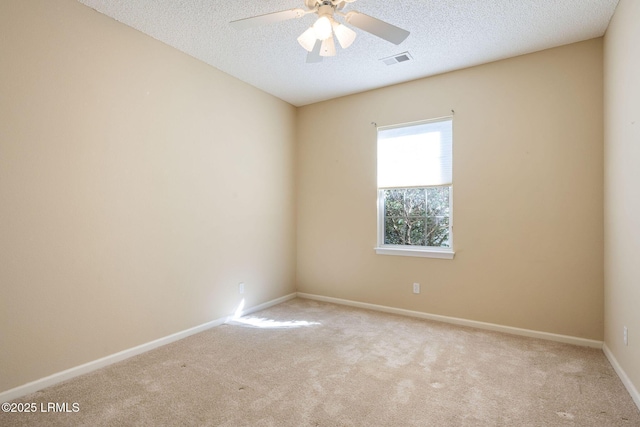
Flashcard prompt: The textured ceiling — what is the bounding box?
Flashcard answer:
[77,0,619,106]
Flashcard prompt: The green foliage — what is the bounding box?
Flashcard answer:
[383,187,450,247]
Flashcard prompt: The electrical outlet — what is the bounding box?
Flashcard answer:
[413,283,420,294]
[624,326,628,346]
[239,282,245,294]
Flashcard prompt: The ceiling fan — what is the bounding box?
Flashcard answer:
[230,0,410,63]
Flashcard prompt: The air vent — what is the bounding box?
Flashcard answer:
[380,52,413,66]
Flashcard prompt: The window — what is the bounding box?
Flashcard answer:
[375,117,454,259]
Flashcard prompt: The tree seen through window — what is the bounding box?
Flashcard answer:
[383,186,450,247]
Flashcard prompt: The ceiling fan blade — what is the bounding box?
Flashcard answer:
[345,11,410,45]
[306,39,323,63]
[230,8,305,30]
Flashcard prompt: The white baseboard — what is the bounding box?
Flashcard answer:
[296,292,604,348]
[0,292,297,403]
[602,343,640,411]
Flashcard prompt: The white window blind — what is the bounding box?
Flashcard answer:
[377,118,452,188]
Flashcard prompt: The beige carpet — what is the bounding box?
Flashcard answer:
[2,298,639,426]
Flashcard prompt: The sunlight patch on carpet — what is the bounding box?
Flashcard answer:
[226,298,321,328]
[227,316,321,329]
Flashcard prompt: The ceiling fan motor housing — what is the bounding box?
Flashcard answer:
[317,4,334,18]
[306,0,344,10]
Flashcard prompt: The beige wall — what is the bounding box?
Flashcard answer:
[0,0,296,393]
[297,39,604,340]
[604,0,640,395]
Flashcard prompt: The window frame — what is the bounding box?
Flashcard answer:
[374,117,455,259]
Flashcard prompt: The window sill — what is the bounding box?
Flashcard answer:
[374,246,455,259]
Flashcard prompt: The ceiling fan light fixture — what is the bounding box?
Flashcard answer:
[230,0,411,63]
[332,21,356,49]
[320,35,336,57]
[297,27,318,52]
[313,15,333,40]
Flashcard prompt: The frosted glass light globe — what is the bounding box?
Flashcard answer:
[313,16,333,40]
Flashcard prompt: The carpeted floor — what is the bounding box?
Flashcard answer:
[2,298,639,426]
